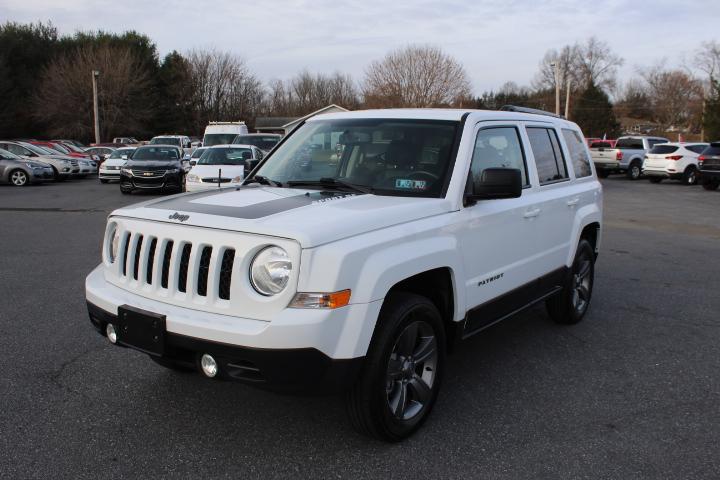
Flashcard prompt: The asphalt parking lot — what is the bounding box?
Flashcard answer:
[1,177,719,479]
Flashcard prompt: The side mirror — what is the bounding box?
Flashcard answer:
[190,160,197,166]
[183,154,191,160]
[467,168,522,201]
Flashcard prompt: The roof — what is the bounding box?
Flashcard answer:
[311,108,576,126]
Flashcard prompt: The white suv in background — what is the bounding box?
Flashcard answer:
[642,142,709,185]
[86,107,602,441]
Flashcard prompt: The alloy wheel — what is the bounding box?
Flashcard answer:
[385,320,438,421]
[572,252,593,314]
[11,170,28,186]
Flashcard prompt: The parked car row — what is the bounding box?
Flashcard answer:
[589,135,720,191]
[0,140,98,184]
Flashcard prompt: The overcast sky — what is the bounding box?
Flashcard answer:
[2,0,719,94]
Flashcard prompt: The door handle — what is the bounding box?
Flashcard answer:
[523,207,541,218]
[566,197,580,207]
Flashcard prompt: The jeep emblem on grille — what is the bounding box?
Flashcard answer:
[168,212,190,222]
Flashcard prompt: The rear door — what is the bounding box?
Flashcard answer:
[523,123,575,275]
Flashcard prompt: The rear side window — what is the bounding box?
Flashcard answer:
[562,129,592,178]
[616,138,644,149]
[527,127,568,184]
[649,145,679,154]
[471,127,529,186]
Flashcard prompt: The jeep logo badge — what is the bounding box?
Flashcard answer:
[168,212,190,222]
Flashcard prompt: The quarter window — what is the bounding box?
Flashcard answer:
[527,127,568,184]
[470,127,528,186]
[562,129,592,178]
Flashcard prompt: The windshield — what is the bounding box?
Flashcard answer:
[191,148,207,159]
[253,119,459,197]
[233,135,280,150]
[22,143,55,155]
[203,134,238,147]
[62,143,83,153]
[109,149,134,159]
[0,148,21,160]
[150,137,181,146]
[131,146,180,161]
[45,143,70,154]
[198,147,253,165]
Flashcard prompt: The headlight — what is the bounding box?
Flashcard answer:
[121,168,132,175]
[107,223,120,263]
[187,174,200,182]
[250,246,292,296]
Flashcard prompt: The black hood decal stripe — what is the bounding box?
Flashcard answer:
[145,189,359,219]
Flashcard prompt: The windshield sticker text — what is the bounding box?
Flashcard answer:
[395,179,428,190]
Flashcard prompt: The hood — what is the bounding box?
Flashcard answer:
[189,164,245,178]
[125,160,181,169]
[111,186,454,248]
[41,154,76,161]
[103,158,127,167]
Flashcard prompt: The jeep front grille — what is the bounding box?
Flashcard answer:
[116,232,237,302]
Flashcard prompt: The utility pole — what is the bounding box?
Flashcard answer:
[565,79,571,119]
[92,70,100,144]
[551,61,560,115]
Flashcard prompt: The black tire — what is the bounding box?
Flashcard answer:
[100,179,109,184]
[702,179,719,191]
[648,177,662,184]
[149,356,194,372]
[120,187,132,194]
[346,293,446,442]
[51,167,66,182]
[626,161,642,180]
[597,170,609,179]
[9,169,30,186]
[546,239,595,325]
[682,167,698,185]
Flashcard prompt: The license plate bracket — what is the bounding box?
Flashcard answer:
[116,305,166,356]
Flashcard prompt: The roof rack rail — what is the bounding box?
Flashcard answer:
[500,105,564,119]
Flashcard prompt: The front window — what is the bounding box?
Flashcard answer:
[204,134,238,147]
[252,119,459,197]
[132,147,180,161]
[150,137,181,146]
[0,148,20,160]
[22,143,54,156]
[191,148,206,159]
[234,135,281,150]
[198,147,252,165]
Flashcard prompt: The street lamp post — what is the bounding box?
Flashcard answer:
[92,70,100,144]
[565,79,572,119]
[551,61,560,116]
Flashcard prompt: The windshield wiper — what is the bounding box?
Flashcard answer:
[286,178,374,195]
[246,175,284,187]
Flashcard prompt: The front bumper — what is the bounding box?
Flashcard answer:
[85,265,378,392]
[120,171,183,190]
[98,169,121,180]
[32,169,54,182]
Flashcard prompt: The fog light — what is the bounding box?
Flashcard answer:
[200,354,218,378]
[106,323,117,344]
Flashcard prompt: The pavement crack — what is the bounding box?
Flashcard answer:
[47,346,104,401]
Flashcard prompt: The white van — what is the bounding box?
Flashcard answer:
[202,122,249,147]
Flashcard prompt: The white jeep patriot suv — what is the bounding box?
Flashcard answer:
[86,107,602,441]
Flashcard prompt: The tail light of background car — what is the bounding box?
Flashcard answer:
[616,151,623,161]
[665,155,683,161]
[698,155,705,167]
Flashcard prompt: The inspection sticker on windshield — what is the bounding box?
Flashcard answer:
[395,179,427,190]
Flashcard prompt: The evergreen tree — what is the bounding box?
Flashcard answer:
[703,79,720,141]
[572,81,621,138]
[156,51,195,135]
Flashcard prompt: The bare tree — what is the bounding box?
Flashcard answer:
[533,37,623,94]
[641,64,703,130]
[695,40,720,80]
[33,44,154,140]
[363,45,471,108]
[573,37,624,92]
[186,49,264,132]
[264,70,359,116]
